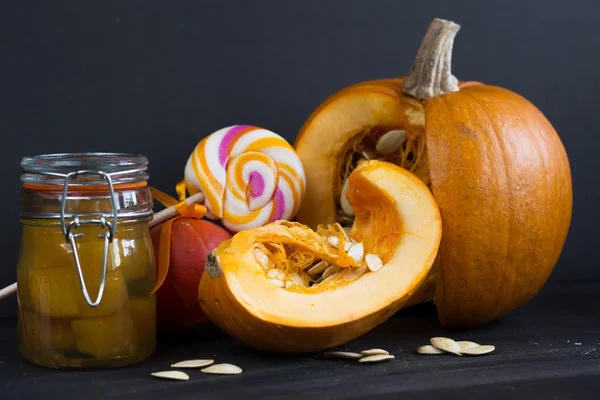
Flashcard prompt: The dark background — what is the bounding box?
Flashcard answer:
[0,0,598,318]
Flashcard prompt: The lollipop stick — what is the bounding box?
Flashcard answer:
[0,191,207,300]
[0,282,16,301]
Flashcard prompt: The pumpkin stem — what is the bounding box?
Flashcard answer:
[403,18,461,100]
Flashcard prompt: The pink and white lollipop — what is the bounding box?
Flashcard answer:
[183,125,306,232]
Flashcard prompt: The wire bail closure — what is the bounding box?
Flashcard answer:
[60,170,119,307]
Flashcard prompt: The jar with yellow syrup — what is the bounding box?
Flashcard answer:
[17,153,157,368]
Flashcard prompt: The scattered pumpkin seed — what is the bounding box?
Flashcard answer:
[276,272,286,280]
[361,348,389,356]
[417,345,444,355]
[343,240,352,251]
[308,261,328,276]
[461,345,495,356]
[285,280,292,289]
[359,354,395,363]
[365,254,383,272]
[201,363,243,375]
[376,130,407,154]
[347,242,364,263]
[151,371,190,381]
[431,337,462,356]
[325,351,364,360]
[269,278,285,288]
[171,359,215,369]
[456,341,480,351]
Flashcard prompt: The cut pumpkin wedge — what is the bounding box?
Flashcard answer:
[198,161,442,354]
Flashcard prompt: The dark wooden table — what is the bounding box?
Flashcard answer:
[1,281,599,399]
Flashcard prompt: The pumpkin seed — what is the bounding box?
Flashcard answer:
[201,363,243,375]
[376,129,407,154]
[347,242,364,263]
[308,261,328,276]
[461,345,495,356]
[253,248,270,270]
[457,341,480,351]
[430,337,462,356]
[361,149,376,160]
[151,371,190,381]
[328,236,340,248]
[342,226,352,240]
[340,179,354,216]
[344,265,367,281]
[365,254,383,272]
[361,348,389,356]
[322,265,339,280]
[325,351,364,360]
[267,269,283,279]
[171,359,215,369]
[343,241,352,251]
[358,354,395,363]
[269,278,285,288]
[289,272,305,286]
[417,345,444,355]
[276,272,286,280]
[285,280,292,289]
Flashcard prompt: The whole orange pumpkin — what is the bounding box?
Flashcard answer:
[294,18,573,327]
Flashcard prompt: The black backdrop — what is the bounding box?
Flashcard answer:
[1,0,598,318]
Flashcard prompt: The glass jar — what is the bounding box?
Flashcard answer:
[16,153,157,369]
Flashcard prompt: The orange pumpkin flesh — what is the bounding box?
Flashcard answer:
[198,161,441,353]
[294,18,572,327]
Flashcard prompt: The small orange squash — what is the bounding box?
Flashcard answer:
[294,18,572,327]
[198,161,441,353]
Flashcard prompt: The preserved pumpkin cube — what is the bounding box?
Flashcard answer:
[75,270,129,318]
[71,313,137,359]
[28,266,80,318]
[127,297,156,348]
[19,310,75,351]
[20,225,76,270]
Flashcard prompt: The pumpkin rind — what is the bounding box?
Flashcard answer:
[198,162,442,353]
[425,84,572,326]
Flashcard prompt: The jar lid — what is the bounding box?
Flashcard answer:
[21,152,148,187]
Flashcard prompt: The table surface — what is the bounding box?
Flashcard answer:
[1,280,599,400]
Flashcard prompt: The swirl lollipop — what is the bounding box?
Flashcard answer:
[183,125,306,232]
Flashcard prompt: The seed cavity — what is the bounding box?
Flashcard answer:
[151,371,190,381]
[171,359,215,369]
[321,265,339,280]
[376,130,407,154]
[201,363,243,375]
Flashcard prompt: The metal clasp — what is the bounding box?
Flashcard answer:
[60,170,118,307]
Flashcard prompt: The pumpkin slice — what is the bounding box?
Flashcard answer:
[198,161,441,354]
